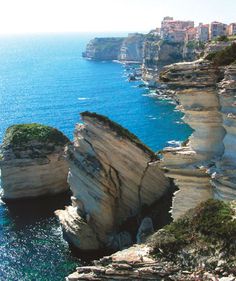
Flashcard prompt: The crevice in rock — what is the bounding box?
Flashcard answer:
[83,138,97,155]
[138,161,151,209]
[108,165,122,201]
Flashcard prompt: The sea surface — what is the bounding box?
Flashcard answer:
[0,33,192,280]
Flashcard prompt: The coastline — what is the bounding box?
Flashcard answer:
[0,33,191,281]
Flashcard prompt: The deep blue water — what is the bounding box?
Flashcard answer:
[0,33,192,280]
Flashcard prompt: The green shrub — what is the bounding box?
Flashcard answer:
[148,199,236,256]
[186,40,198,49]
[217,35,229,42]
[3,124,69,148]
[206,43,236,66]
[192,199,236,242]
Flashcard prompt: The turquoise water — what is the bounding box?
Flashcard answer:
[0,33,192,280]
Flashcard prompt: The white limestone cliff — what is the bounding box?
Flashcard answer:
[212,64,236,200]
[0,124,69,200]
[56,112,170,251]
[159,59,236,219]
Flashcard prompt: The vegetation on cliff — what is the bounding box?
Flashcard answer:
[3,123,69,148]
[206,42,236,66]
[82,37,125,60]
[93,38,124,52]
[148,199,236,274]
[68,200,236,280]
[81,111,158,160]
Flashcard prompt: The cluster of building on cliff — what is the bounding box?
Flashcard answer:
[155,16,236,42]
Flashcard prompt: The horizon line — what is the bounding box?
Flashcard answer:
[0,30,150,36]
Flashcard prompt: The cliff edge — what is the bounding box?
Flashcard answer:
[82,37,125,60]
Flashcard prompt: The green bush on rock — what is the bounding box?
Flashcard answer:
[148,199,236,256]
[3,123,69,148]
[216,35,229,42]
[206,43,236,66]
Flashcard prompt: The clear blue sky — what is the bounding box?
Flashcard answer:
[0,0,235,33]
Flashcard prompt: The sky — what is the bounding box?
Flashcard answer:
[0,0,235,34]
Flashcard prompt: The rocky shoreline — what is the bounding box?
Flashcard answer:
[0,37,236,281]
[67,200,236,281]
[66,40,236,280]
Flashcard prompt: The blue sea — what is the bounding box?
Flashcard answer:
[0,33,192,280]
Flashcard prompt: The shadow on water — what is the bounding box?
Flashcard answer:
[0,170,178,280]
[0,191,80,281]
[4,191,72,227]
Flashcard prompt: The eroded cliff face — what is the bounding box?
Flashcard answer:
[67,199,236,280]
[119,33,145,63]
[83,34,145,63]
[142,38,184,86]
[0,124,69,200]
[213,64,236,200]
[159,59,236,219]
[82,37,125,60]
[56,112,170,251]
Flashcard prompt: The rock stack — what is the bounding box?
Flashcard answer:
[56,112,170,251]
[0,124,69,200]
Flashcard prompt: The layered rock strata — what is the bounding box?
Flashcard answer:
[212,64,236,200]
[0,124,69,200]
[160,59,236,219]
[66,245,179,281]
[56,112,169,251]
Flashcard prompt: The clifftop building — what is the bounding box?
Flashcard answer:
[228,23,236,36]
[159,17,236,43]
[185,27,198,42]
[161,17,194,42]
[209,21,227,39]
[197,24,209,42]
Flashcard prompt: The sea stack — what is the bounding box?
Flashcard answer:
[56,112,170,252]
[0,124,70,201]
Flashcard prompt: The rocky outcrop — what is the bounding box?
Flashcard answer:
[66,244,177,281]
[56,112,170,252]
[142,37,184,86]
[212,64,236,200]
[0,124,69,200]
[119,33,145,63]
[67,200,236,281]
[159,55,236,219]
[83,34,145,63]
[82,37,125,60]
